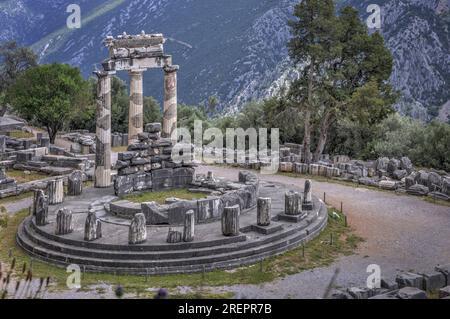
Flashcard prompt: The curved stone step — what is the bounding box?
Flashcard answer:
[16,204,327,273]
[21,210,321,261]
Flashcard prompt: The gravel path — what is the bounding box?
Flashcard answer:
[4,197,32,215]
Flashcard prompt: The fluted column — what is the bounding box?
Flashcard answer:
[128,70,144,144]
[94,71,112,188]
[163,65,179,141]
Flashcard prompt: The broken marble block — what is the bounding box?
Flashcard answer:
[129,213,147,244]
[421,271,446,291]
[379,180,397,190]
[406,184,429,196]
[396,272,424,290]
[197,197,222,222]
[55,208,73,235]
[84,209,102,241]
[397,287,427,299]
[114,175,134,196]
[167,228,183,243]
[142,202,169,225]
[439,286,450,299]
[34,189,48,226]
[392,169,407,180]
[67,170,83,196]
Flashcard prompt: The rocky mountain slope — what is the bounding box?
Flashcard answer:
[0,0,449,120]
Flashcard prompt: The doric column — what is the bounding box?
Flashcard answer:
[94,71,112,188]
[163,65,179,141]
[128,69,144,144]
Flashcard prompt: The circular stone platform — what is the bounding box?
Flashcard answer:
[16,173,328,275]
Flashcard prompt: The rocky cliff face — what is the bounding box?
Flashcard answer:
[0,0,449,120]
[342,0,450,121]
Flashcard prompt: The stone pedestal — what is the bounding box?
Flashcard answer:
[128,70,144,144]
[285,191,299,215]
[302,180,313,211]
[163,65,179,141]
[129,213,147,244]
[167,228,183,243]
[183,210,195,242]
[34,190,48,226]
[55,208,73,235]
[68,170,83,196]
[257,197,271,226]
[47,179,64,205]
[94,71,112,188]
[222,205,240,237]
[84,209,102,241]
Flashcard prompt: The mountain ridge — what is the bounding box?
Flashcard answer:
[0,0,449,120]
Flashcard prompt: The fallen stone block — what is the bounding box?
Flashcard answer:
[435,264,450,285]
[396,272,424,290]
[379,180,397,190]
[439,286,450,299]
[393,169,407,180]
[381,278,399,291]
[369,290,399,299]
[330,289,353,299]
[397,287,427,299]
[421,271,446,291]
[142,202,169,225]
[406,184,429,196]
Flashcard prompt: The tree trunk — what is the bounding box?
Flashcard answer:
[303,110,312,164]
[303,64,314,164]
[0,104,8,117]
[313,110,333,162]
[48,127,57,144]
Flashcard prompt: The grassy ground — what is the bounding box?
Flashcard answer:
[112,146,128,153]
[124,189,207,204]
[8,131,34,139]
[0,192,33,207]
[6,170,48,184]
[0,206,362,298]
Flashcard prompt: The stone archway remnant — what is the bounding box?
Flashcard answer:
[94,32,179,188]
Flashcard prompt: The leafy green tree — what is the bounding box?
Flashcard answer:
[178,104,209,134]
[7,63,89,143]
[0,41,37,116]
[288,2,395,162]
[288,0,338,163]
[143,96,162,124]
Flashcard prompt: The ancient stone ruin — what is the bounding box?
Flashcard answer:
[94,32,179,188]
[15,32,329,276]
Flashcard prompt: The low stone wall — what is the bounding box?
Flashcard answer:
[109,170,260,226]
[114,123,196,196]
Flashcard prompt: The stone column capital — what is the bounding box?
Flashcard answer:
[163,65,179,74]
[128,69,146,76]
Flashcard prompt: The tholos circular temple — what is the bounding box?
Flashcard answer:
[16,32,327,275]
